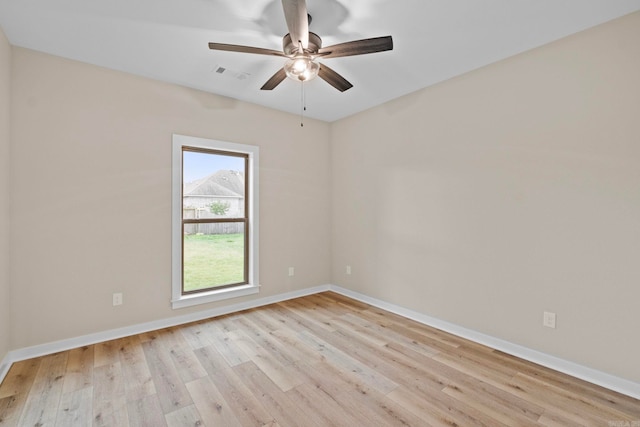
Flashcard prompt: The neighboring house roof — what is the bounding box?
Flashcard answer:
[184,170,244,197]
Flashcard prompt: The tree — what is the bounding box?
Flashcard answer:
[209,201,231,216]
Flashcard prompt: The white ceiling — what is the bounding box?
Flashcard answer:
[1,0,639,122]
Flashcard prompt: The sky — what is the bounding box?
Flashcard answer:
[183,150,245,183]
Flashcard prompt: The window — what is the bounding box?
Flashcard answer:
[172,134,259,309]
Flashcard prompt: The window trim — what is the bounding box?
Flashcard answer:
[172,134,259,309]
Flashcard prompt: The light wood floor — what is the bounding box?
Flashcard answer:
[1,292,639,426]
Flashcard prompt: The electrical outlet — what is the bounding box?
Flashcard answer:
[113,293,123,306]
[346,265,352,275]
[543,311,556,328]
[288,267,295,277]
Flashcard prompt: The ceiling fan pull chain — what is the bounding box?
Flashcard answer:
[300,81,305,127]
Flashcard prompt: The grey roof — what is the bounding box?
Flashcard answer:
[184,170,244,197]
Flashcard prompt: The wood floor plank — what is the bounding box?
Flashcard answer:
[233,361,322,427]
[199,321,251,367]
[203,366,276,427]
[0,394,25,426]
[455,376,545,422]
[289,360,369,399]
[262,304,314,334]
[390,381,511,427]
[316,291,371,312]
[499,373,611,425]
[231,313,298,366]
[94,339,123,368]
[241,308,284,333]
[92,362,129,427]
[0,357,41,399]
[289,294,346,324]
[126,394,167,427]
[2,291,639,426]
[442,382,542,426]
[404,323,463,349]
[290,356,428,427]
[264,328,325,364]
[118,336,156,402]
[342,311,441,357]
[141,339,193,414]
[432,349,517,389]
[315,307,453,395]
[333,384,428,427]
[178,322,213,350]
[537,408,595,427]
[164,404,203,427]
[324,322,432,383]
[62,346,94,394]
[276,300,338,333]
[330,315,389,347]
[55,386,93,427]
[212,313,242,334]
[193,346,275,426]
[387,386,463,427]
[286,383,363,427]
[379,342,462,391]
[295,329,399,394]
[92,407,130,427]
[492,349,640,418]
[322,318,462,390]
[227,330,304,392]
[0,359,40,425]
[185,375,241,427]
[17,352,68,427]
[191,345,229,376]
[166,346,208,386]
[362,304,496,353]
[512,373,637,423]
[321,325,454,394]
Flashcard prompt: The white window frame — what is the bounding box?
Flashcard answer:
[172,134,259,309]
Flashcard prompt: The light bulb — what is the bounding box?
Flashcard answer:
[292,58,308,73]
[284,54,319,82]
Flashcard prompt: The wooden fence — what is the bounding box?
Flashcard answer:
[184,222,244,235]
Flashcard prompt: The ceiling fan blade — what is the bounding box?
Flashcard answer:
[209,42,285,57]
[318,63,353,92]
[261,68,287,90]
[281,0,309,50]
[317,36,393,59]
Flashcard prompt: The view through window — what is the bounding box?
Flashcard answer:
[182,148,248,293]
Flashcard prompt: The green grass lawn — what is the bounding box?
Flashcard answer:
[183,233,245,292]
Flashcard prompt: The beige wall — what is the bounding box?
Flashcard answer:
[9,48,331,348]
[0,29,10,360]
[331,11,640,382]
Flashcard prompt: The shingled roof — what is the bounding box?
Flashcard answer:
[184,170,244,197]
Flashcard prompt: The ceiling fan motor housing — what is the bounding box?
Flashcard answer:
[283,32,322,55]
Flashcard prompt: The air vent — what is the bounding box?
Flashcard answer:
[212,65,250,81]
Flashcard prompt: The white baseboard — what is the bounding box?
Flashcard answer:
[327,285,640,400]
[1,283,638,400]
[0,355,10,385]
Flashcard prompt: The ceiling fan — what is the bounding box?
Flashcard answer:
[208,0,393,92]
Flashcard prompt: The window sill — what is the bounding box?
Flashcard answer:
[171,284,260,309]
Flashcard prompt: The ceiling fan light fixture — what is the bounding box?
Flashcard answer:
[284,55,319,82]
